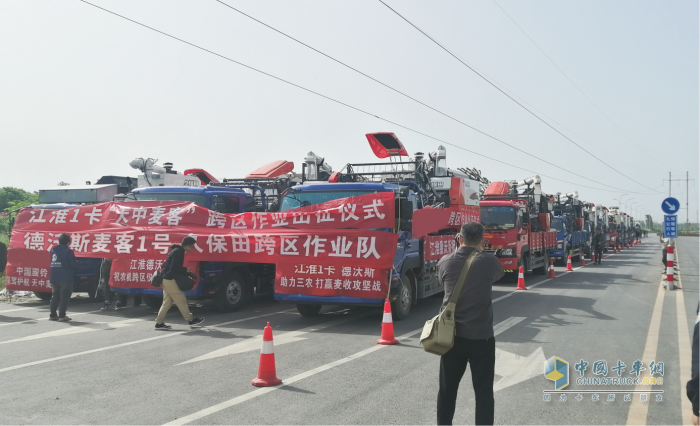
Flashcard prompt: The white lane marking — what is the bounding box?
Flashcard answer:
[493,317,525,336]
[492,316,544,392]
[0,333,178,374]
[163,327,425,426]
[0,309,102,327]
[178,314,359,365]
[494,347,545,392]
[625,281,666,425]
[0,307,34,314]
[0,319,142,345]
[0,309,294,374]
[674,250,693,426]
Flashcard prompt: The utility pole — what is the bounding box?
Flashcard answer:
[669,172,671,197]
[686,171,689,230]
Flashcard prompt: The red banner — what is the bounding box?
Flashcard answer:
[108,258,200,289]
[8,229,396,268]
[412,206,480,239]
[13,192,395,232]
[6,192,399,292]
[423,235,458,261]
[275,262,388,299]
[5,248,53,291]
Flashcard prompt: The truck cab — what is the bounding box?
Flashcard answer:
[121,184,277,311]
[480,176,556,277]
[277,181,424,318]
[274,132,480,320]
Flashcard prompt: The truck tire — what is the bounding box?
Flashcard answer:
[215,271,250,312]
[534,253,548,275]
[297,303,322,317]
[391,273,412,321]
[34,291,52,301]
[143,295,163,309]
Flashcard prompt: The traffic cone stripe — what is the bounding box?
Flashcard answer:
[252,322,282,387]
[516,266,527,290]
[377,299,399,345]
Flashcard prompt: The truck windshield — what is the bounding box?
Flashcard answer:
[551,219,565,232]
[280,190,375,211]
[480,206,516,230]
[129,193,208,207]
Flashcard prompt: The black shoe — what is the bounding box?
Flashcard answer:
[155,323,172,330]
[115,301,123,311]
[188,317,205,326]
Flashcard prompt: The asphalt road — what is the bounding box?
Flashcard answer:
[0,235,696,425]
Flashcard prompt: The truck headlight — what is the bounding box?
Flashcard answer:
[557,243,563,249]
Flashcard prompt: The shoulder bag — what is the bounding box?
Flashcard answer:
[420,249,481,355]
[150,270,163,288]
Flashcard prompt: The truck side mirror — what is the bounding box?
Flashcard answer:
[399,219,412,232]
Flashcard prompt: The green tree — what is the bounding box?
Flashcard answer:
[0,187,38,237]
[0,187,38,212]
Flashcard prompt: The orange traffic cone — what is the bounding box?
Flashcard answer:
[377,299,399,345]
[591,252,596,263]
[516,266,527,290]
[566,255,573,271]
[251,322,282,387]
[580,253,586,266]
[548,259,556,279]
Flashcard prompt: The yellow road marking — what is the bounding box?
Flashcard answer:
[626,282,665,425]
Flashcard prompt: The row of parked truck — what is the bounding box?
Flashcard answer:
[7,132,645,319]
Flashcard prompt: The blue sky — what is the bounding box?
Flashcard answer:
[1,0,697,223]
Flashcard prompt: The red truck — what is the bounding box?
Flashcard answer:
[479,176,557,277]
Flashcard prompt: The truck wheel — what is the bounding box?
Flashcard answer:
[297,304,322,317]
[535,253,548,275]
[34,291,52,301]
[143,295,163,309]
[215,271,250,312]
[391,273,412,321]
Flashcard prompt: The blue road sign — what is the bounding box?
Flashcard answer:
[661,197,680,215]
[664,215,678,238]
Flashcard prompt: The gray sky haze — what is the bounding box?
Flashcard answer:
[1,0,697,222]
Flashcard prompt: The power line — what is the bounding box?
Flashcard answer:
[377,0,663,194]
[491,0,655,159]
[212,0,628,192]
[78,0,654,195]
[490,0,657,171]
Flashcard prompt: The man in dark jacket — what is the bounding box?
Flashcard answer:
[436,222,505,426]
[154,237,204,330]
[49,234,78,322]
[591,229,604,265]
[688,305,699,425]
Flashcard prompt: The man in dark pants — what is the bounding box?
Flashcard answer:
[687,305,699,425]
[49,233,78,322]
[436,223,505,425]
[99,259,142,310]
[591,229,604,264]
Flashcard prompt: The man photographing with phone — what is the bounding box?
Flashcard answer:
[436,222,504,425]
